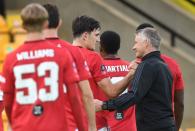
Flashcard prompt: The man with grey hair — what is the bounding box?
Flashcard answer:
[95,28,176,131]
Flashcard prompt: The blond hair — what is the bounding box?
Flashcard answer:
[21,3,48,32]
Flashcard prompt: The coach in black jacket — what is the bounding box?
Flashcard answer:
[95,28,176,131]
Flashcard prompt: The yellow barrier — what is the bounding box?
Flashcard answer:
[171,0,195,14]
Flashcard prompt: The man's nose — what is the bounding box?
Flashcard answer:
[132,46,136,51]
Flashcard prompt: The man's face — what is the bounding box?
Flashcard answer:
[132,34,147,58]
[85,28,100,50]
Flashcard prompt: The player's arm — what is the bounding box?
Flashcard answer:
[3,92,13,123]
[0,77,4,122]
[62,49,87,131]
[174,65,184,131]
[174,90,184,131]
[66,82,87,131]
[1,59,14,124]
[72,48,96,131]
[97,61,137,98]
[78,80,96,131]
[96,63,154,111]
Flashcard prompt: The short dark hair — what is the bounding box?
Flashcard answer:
[43,3,59,28]
[72,15,100,38]
[136,23,154,31]
[100,31,120,54]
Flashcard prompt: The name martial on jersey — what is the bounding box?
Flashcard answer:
[16,49,54,61]
[105,65,129,72]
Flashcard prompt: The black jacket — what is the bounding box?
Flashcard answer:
[103,51,175,131]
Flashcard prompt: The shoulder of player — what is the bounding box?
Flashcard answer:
[79,48,99,57]
[41,40,70,57]
[161,54,179,66]
[58,39,72,47]
[120,59,130,64]
[47,38,70,47]
[88,50,101,58]
[54,45,70,55]
[53,47,74,65]
[103,59,129,65]
[5,44,25,60]
[56,40,80,53]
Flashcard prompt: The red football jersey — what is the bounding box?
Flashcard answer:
[102,57,136,131]
[2,40,79,131]
[161,54,184,111]
[161,54,184,91]
[46,38,91,81]
[46,38,89,130]
[78,47,109,129]
[78,47,108,100]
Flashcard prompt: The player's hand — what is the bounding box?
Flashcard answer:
[94,99,103,112]
[128,59,140,70]
[128,59,139,76]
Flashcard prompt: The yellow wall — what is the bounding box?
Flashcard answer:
[171,0,195,14]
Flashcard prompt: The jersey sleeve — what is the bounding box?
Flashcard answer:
[62,49,80,84]
[174,63,184,90]
[91,53,108,82]
[1,55,15,94]
[70,47,91,81]
[1,55,15,123]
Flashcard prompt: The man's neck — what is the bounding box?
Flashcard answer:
[103,54,118,59]
[72,39,85,48]
[26,32,44,41]
[143,48,157,58]
[43,28,58,38]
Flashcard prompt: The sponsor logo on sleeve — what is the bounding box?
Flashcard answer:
[100,64,107,74]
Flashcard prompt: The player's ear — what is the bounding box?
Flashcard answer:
[82,32,88,41]
[57,19,62,29]
[145,39,151,48]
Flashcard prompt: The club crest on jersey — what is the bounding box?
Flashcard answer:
[115,111,124,120]
[101,64,106,72]
[57,44,62,48]
[33,105,43,116]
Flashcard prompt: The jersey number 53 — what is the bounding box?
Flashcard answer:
[13,61,59,105]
